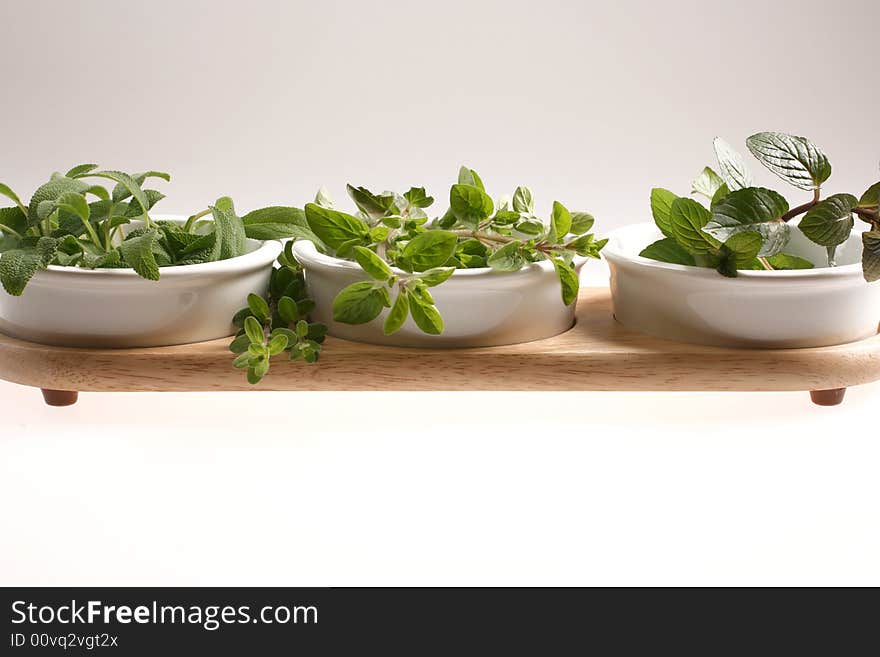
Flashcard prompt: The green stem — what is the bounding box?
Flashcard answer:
[184,208,211,233]
[758,256,774,271]
[0,222,24,239]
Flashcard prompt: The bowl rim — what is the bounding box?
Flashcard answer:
[291,239,588,278]
[603,221,865,281]
[39,214,282,278]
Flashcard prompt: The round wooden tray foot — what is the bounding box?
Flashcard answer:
[41,389,79,407]
[809,388,846,406]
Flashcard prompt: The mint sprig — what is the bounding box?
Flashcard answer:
[641,133,880,279]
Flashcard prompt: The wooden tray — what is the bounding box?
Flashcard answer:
[1,288,878,407]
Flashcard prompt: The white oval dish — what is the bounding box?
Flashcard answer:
[0,215,281,348]
[292,240,588,348]
[603,222,880,348]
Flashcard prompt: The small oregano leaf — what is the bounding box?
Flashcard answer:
[401,231,458,271]
[333,281,389,324]
[551,258,579,305]
[352,245,393,281]
[383,290,410,335]
[304,203,369,252]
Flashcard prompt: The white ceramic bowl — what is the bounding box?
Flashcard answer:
[293,240,587,348]
[603,222,880,348]
[0,216,282,348]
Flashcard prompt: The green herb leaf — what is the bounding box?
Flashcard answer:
[383,289,409,334]
[0,237,58,295]
[247,293,270,322]
[551,258,579,305]
[404,187,434,208]
[691,166,726,200]
[277,296,299,323]
[862,231,880,282]
[241,206,322,244]
[244,315,264,344]
[346,184,393,219]
[704,187,791,257]
[332,281,389,324]
[352,245,393,281]
[210,200,248,260]
[0,182,27,215]
[718,231,763,277]
[486,241,526,271]
[27,176,91,227]
[669,197,718,255]
[419,267,455,287]
[449,184,494,228]
[569,212,595,235]
[512,186,534,213]
[550,201,572,243]
[87,171,153,221]
[650,188,679,238]
[65,163,98,178]
[408,295,443,334]
[304,203,369,252]
[315,186,334,208]
[458,166,485,192]
[765,253,814,270]
[119,229,161,280]
[746,132,831,191]
[401,230,457,271]
[267,333,288,356]
[859,182,880,208]
[799,193,857,247]
[713,137,754,191]
[639,238,697,266]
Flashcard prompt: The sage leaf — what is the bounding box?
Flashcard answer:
[862,231,880,282]
[304,203,369,252]
[352,245,393,281]
[383,290,409,335]
[691,166,725,200]
[408,295,443,334]
[333,281,389,324]
[240,206,322,244]
[119,229,161,280]
[27,176,91,226]
[650,188,679,237]
[0,237,58,296]
[450,184,494,228]
[551,258,579,305]
[704,187,791,257]
[669,197,718,255]
[798,193,857,247]
[210,200,248,260]
[88,171,153,221]
[746,132,831,191]
[0,182,26,215]
[639,238,696,266]
[401,230,457,271]
[713,137,754,190]
[65,163,98,178]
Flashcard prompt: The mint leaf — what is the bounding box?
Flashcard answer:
[352,245,393,281]
[119,229,161,280]
[487,241,525,271]
[401,230,457,271]
[383,290,409,335]
[449,184,493,228]
[859,182,880,208]
[704,187,790,257]
[304,203,369,252]
[408,295,443,334]
[691,166,725,200]
[551,258,579,305]
[799,193,857,247]
[333,281,390,324]
[713,137,754,191]
[765,253,814,270]
[717,231,762,277]
[650,188,678,237]
[862,231,880,282]
[639,238,696,266]
[746,132,831,191]
[669,198,718,255]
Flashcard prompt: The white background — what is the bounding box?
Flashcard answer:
[2,0,879,585]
